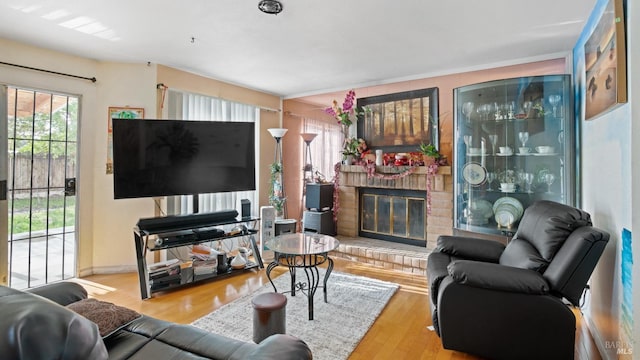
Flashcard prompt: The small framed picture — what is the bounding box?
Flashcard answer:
[106,107,144,174]
[574,0,627,121]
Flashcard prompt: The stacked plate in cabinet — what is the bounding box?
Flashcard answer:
[492,197,524,228]
[463,199,494,225]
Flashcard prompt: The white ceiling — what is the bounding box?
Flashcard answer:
[0,0,596,99]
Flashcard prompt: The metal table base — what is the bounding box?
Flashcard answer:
[266,253,335,320]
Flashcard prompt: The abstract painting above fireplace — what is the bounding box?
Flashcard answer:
[356,87,439,153]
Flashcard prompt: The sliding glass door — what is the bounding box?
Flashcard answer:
[4,86,79,289]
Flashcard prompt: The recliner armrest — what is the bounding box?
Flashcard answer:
[436,236,505,262]
[447,260,549,294]
[25,281,88,306]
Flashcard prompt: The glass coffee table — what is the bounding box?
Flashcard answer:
[265,232,340,320]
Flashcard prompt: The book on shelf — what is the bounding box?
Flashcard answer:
[193,259,217,275]
[150,273,182,286]
[149,263,180,279]
[148,258,179,271]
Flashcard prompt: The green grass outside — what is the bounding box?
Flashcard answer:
[8,195,76,234]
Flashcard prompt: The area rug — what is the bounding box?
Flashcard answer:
[191,269,398,360]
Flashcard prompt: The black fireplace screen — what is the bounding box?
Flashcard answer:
[360,188,426,246]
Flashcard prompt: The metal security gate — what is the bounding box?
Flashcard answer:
[4,86,78,289]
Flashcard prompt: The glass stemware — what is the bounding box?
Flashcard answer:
[463,135,472,149]
[486,172,496,190]
[507,101,515,119]
[524,173,534,193]
[544,173,556,193]
[488,134,498,155]
[517,170,526,191]
[462,102,475,122]
[548,94,562,117]
[518,131,529,148]
[522,101,532,118]
[476,104,491,121]
[493,102,501,120]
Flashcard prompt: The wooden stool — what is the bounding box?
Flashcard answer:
[251,292,287,343]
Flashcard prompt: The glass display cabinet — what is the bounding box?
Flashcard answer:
[453,75,575,237]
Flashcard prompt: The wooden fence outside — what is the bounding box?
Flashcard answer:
[8,155,76,195]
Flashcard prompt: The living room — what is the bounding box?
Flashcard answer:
[0,0,638,359]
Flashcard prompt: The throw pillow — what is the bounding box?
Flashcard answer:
[67,298,141,338]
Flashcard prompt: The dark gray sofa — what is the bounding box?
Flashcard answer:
[0,282,312,359]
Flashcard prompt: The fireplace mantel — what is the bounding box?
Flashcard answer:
[338,164,450,192]
[336,164,453,250]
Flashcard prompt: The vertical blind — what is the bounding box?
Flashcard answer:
[166,90,259,215]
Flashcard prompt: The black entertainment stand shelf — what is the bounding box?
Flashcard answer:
[144,229,259,251]
[134,215,263,300]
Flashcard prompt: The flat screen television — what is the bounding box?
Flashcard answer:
[112,119,256,199]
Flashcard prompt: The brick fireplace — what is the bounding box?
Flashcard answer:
[336,164,453,250]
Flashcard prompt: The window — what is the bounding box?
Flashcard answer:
[303,117,342,182]
[166,90,259,215]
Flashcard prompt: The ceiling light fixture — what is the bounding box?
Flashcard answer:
[258,0,283,15]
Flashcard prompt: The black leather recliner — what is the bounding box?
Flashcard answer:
[427,200,609,360]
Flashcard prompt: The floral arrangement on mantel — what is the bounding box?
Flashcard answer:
[324,89,360,128]
[332,142,448,219]
[324,90,368,157]
[417,142,448,214]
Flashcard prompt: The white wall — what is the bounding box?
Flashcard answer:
[581,103,632,358]
[577,0,638,358]
[89,62,157,274]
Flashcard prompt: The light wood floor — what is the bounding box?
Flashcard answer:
[80,257,601,360]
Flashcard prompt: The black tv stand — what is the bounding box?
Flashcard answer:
[134,211,263,299]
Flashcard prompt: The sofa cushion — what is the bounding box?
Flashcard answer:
[67,298,142,338]
[0,285,108,360]
[104,315,313,360]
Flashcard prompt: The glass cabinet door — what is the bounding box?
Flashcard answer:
[453,75,575,237]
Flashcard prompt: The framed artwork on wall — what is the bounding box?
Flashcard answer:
[106,106,144,174]
[356,87,439,153]
[574,0,627,121]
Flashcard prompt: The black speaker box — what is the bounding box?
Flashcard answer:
[241,199,251,218]
[303,210,336,235]
[305,183,334,210]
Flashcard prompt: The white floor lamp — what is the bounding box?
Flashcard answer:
[300,133,317,223]
[268,128,288,218]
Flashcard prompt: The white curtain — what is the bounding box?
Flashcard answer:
[303,118,342,181]
[167,90,259,215]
